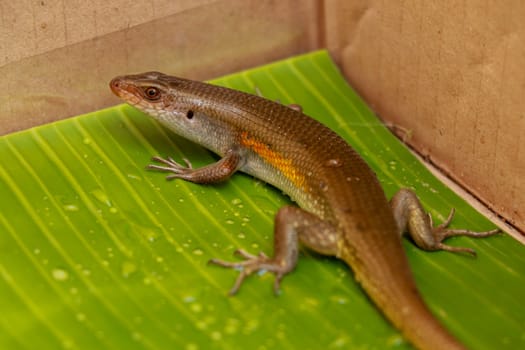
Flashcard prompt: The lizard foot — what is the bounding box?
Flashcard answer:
[209,249,288,295]
[147,156,193,180]
[428,208,501,256]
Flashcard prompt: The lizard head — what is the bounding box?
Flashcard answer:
[109,72,187,117]
[109,72,236,155]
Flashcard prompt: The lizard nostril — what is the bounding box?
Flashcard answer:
[109,78,122,94]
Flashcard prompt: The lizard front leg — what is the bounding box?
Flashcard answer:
[147,148,243,184]
[390,189,500,255]
[209,206,337,295]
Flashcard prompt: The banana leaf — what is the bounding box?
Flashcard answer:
[1,50,524,350]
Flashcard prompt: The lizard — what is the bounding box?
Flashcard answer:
[109,71,500,350]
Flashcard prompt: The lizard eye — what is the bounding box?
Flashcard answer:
[143,87,161,100]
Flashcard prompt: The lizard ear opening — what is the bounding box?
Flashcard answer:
[186,110,194,119]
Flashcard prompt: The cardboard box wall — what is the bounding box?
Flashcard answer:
[1,0,523,234]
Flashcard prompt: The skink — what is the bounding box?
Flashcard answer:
[109,72,499,350]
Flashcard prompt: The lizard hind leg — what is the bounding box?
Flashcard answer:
[390,188,501,256]
[209,205,338,295]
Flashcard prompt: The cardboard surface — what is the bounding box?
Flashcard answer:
[1,1,523,232]
[1,1,216,66]
[0,0,319,134]
[325,0,525,233]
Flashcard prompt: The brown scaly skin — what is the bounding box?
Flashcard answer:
[110,72,500,350]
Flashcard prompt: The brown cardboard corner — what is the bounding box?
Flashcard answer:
[325,0,525,234]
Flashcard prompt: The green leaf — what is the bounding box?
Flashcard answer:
[1,50,524,350]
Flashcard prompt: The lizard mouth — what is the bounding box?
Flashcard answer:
[109,77,142,106]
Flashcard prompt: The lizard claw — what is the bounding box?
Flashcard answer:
[147,156,193,180]
[430,209,501,256]
[209,249,285,295]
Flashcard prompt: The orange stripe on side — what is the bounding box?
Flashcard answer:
[240,131,307,190]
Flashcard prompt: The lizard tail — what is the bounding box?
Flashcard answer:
[343,247,467,350]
